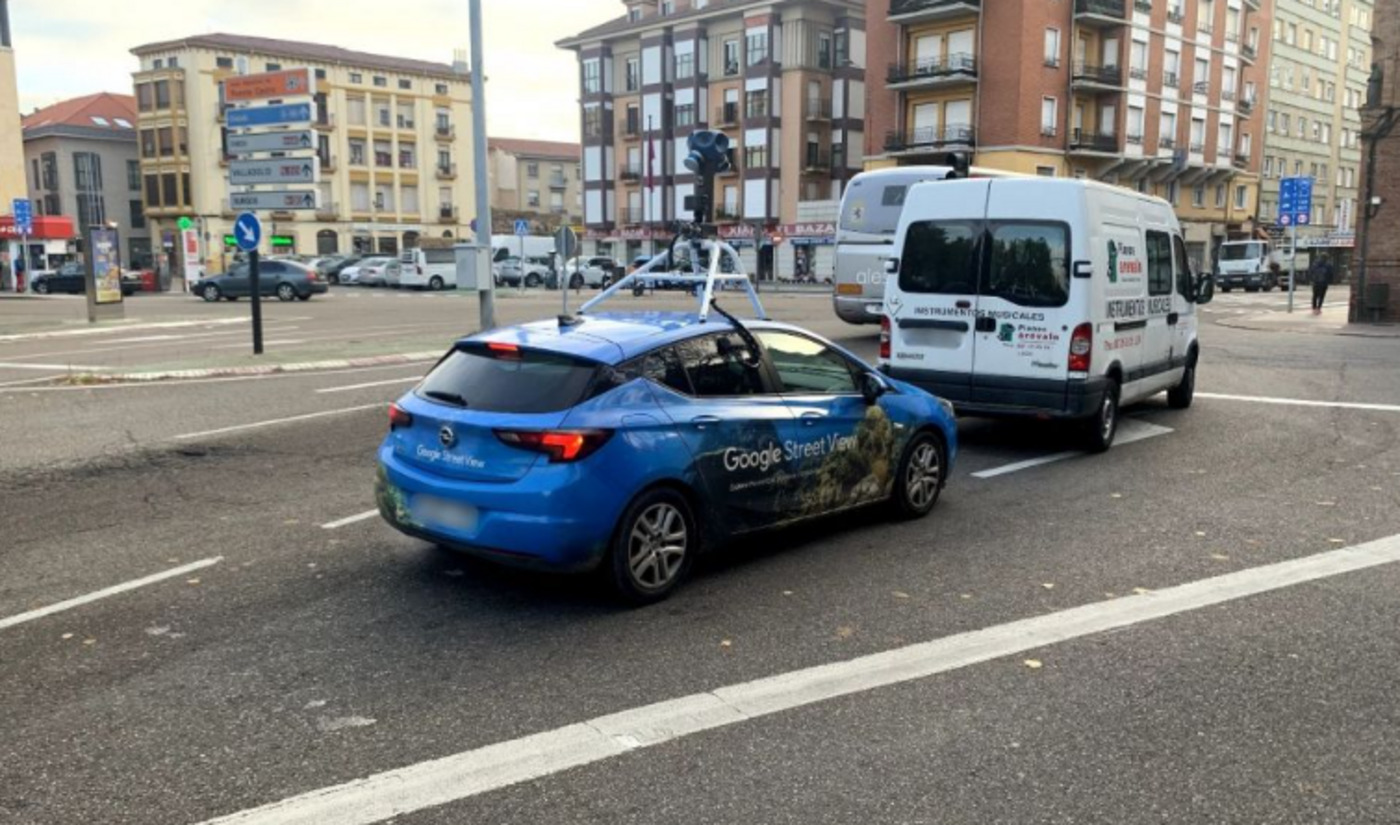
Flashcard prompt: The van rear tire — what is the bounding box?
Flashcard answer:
[1084,380,1120,453]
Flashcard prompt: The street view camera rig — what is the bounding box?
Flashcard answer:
[580,130,768,322]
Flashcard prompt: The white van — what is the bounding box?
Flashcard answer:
[879,178,1214,451]
[399,245,458,290]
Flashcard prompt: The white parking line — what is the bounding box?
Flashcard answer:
[0,557,222,631]
[321,509,381,530]
[194,532,1400,825]
[316,377,421,394]
[1197,392,1400,414]
[972,421,1173,479]
[0,361,106,372]
[171,403,386,441]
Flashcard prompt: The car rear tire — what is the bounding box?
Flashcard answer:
[607,488,696,605]
[525,273,542,288]
[429,276,444,291]
[570,273,584,289]
[276,283,297,302]
[201,284,221,302]
[1084,379,1120,453]
[34,281,49,295]
[1168,355,1197,409]
[890,432,946,520]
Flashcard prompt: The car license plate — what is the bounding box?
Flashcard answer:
[411,495,478,531]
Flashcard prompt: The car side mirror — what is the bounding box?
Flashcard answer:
[861,372,888,405]
[1195,273,1215,305]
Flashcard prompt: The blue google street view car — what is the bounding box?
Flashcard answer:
[376,311,957,603]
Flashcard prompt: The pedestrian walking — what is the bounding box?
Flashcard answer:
[1310,256,1335,314]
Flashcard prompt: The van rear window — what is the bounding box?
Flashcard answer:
[984,222,1070,308]
[417,344,599,413]
[424,248,456,264]
[898,221,980,295]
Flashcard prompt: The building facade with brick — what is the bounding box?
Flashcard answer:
[486,138,583,234]
[559,0,865,279]
[1257,0,1373,264]
[130,34,477,278]
[1353,0,1398,321]
[865,0,1272,267]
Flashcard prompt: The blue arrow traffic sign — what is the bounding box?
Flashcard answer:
[234,212,263,252]
[227,102,315,128]
[12,198,31,234]
[514,219,530,237]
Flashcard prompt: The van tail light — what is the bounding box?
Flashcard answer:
[879,316,891,361]
[1068,323,1093,373]
[389,403,414,431]
[495,429,613,463]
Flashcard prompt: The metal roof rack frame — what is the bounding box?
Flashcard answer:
[578,235,768,323]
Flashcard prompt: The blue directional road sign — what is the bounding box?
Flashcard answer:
[514,219,530,237]
[227,102,315,129]
[234,212,263,252]
[1278,176,1314,227]
[12,198,31,234]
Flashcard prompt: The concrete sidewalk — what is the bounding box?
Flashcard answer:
[1217,303,1400,338]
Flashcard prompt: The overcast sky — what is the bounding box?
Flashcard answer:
[11,0,619,143]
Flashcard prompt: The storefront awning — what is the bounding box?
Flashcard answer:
[0,215,76,240]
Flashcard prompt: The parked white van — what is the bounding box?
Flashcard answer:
[399,245,458,290]
[879,178,1214,451]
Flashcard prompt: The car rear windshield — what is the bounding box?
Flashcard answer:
[416,344,600,413]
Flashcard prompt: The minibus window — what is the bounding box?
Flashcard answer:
[983,222,1070,308]
[898,221,979,295]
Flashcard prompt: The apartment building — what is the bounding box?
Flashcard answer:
[866,0,1272,265]
[130,34,475,274]
[22,93,153,269]
[1258,0,1372,261]
[1354,0,1396,321]
[559,0,866,278]
[0,1,26,212]
[487,138,583,232]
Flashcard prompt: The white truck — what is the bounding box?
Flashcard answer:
[1215,240,1278,293]
[491,234,556,263]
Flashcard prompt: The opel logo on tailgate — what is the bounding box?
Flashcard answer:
[439,425,457,449]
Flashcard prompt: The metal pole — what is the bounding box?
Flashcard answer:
[518,231,525,295]
[1287,222,1297,314]
[19,230,26,292]
[250,248,264,354]
[469,0,495,329]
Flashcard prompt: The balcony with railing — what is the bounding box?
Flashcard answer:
[1158,136,1177,151]
[619,163,643,182]
[1238,97,1255,115]
[1133,0,1152,12]
[438,205,458,224]
[884,123,976,153]
[549,173,568,189]
[314,112,335,132]
[435,123,455,140]
[1071,62,1124,88]
[622,118,641,139]
[715,206,742,221]
[620,207,645,224]
[319,153,336,172]
[1233,151,1250,169]
[802,150,831,172]
[316,201,340,220]
[1075,0,1128,25]
[1166,6,1184,24]
[806,99,833,120]
[1193,81,1210,96]
[436,162,457,180]
[1221,89,1236,102]
[1241,42,1257,61]
[1163,71,1180,89]
[1069,128,1121,153]
[715,103,739,126]
[887,53,978,88]
[1189,142,1205,154]
[889,0,981,23]
[1126,132,1144,145]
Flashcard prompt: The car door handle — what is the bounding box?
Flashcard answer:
[800,411,825,426]
[1167,312,1180,325]
[691,415,721,430]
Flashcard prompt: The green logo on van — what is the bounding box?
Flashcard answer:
[1107,240,1119,284]
[997,323,1016,343]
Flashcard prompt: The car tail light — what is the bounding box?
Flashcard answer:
[1068,323,1093,373]
[879,316,891,361]
[495,429,613,463]
[486,342,521,360]
[389,403,414,430]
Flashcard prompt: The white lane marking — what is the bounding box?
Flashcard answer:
[0,316,312,344]
[171,403,386,441]
[0,361,107,372]
[0,557,222,631]
[972,421,1173,479]
[212,339,308,349]
[0,374,66,388]
[0,360,439,394]
[316,377,421,394]
[195,532,1400,825]
[1198,392,1400,414]
[320,509,381,530]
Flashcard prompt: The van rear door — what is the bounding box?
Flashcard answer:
[969,181,1076,408]
[884,179,991,404]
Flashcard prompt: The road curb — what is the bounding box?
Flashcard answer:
[1216,312,1400,338]
[62,351,444,384]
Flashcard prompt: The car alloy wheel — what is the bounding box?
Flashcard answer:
[628,502,688,591]
[202,285,220,302]
[904,440,942,511]
[276,283,296,302]
[429,276,444,290]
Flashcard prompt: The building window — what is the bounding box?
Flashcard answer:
[818,33,832,69]
[154,80,171,109]
[675,51,695,80]
[1044,29,1060,67]
[129,200,146,229]
[374,140,392,167]
[661,0,675,14]
[674,103,696,127]
[349,138,367,166]
[584,107,603,138]
[216,56,233,68]
[527,162,539,178]
[1041,96,1058,136]
[1234,185,1247,209]
[373,75,387,87]
[583,58,601,94]
[157,127,174,157]
[1215,184,1226,207]
[315,68,326,79]
[399,79,412,90]
[162,173,178,208]
[126,159,141,192]
[73,152,103,192]
[1192,185,1205,207]
[435,83,449,95]
[626,57,640,91]
[629,6,642,21]
[724,40,740,75]
[144,174,159,206]
[744,145,768,168]
[350,72,363,84]
[745,89,769,119]
[746,30,769,66]
[1036,166,1057,177]
[527,189,541,207]
[400,144,417,168]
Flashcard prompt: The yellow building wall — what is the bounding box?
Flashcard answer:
[0,49,27,209]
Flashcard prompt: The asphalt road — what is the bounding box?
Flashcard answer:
[2,287,1399,824]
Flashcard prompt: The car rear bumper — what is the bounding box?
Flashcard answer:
[833,294,883,324]
[882,367,1109,419]
[307,282,329,295]
[375,445,619,572]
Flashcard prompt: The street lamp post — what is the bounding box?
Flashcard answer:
[470,0,496,330]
